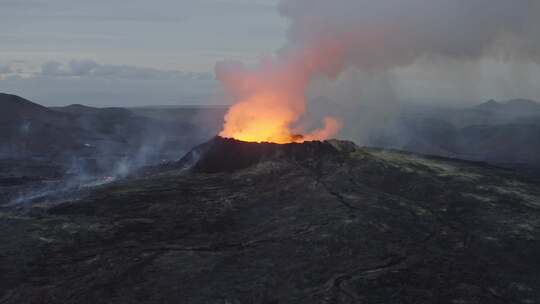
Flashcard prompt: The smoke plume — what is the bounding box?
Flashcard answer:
[217,0,540,143]
[280,0,539,65]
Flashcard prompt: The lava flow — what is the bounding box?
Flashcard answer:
[216,42,345,144]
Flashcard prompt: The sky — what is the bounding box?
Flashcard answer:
[0,0,539,106]
[0,0,286,106]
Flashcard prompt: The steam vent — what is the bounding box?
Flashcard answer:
[3,135,540,303]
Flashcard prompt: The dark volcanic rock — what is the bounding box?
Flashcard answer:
[1,137,540,303]
[178,136,350,173]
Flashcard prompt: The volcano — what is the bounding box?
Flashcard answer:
[2,137,540,303]
[175,136,356,173]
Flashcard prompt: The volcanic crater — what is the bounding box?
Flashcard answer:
[176,136,356,173]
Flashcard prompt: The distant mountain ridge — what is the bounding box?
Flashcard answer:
[0,93,207,174]
[373,98,540,173]
[0,93,71,123]
[53,104,134,117]
[0,93,220,205]
[0,93,81,157]
[474,98,540,115]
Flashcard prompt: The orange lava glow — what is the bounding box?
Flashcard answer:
[220,92,304,144]
[217,40,347,144]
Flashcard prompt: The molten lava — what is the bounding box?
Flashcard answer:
[216,41,346,144]
[220,90,303,144]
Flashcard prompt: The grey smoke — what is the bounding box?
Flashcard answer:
[279,0,540,67]
[275,0,540,144]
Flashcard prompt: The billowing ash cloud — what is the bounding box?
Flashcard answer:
[278,0,540,69]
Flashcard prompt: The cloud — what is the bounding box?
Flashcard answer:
[0,64,15,80]
[0,60,219,107]
[0,65,13,74]
[278,0,540,69]
[0,0,45,10]
[40,60,213,81]
[0,0,274,23]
